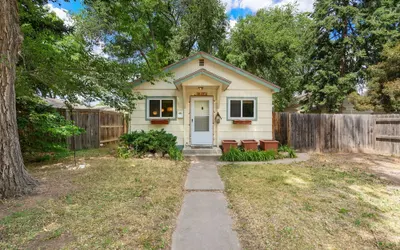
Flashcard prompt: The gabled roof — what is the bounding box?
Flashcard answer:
[133,51,280,92]
[174,68,231,87]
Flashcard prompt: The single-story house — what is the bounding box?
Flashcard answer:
[130,52,280,149]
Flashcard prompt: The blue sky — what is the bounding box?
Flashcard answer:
[52,0,84,13]
[48,0,314,27]
[52,0,258,19]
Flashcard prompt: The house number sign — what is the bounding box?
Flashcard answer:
[196,92,207,96]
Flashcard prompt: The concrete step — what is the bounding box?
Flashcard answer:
[182,147,222,157]
[185,155,221,162]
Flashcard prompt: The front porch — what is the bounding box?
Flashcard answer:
[175,69,230,148]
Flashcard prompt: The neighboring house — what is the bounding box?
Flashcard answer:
[130,52,280,149]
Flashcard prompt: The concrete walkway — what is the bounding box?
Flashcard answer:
[172,159,241,250]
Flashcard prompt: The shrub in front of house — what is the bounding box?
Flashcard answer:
[278,145,297,158]
[220,145,296,162]
[118,129,183,160]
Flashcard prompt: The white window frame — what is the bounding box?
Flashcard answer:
[227,98,257,120]
[146,97,176,120]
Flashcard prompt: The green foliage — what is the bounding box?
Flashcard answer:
[278,145,297,158]
[17,97,84,155]
[117,146,134,159]
[301,0,400,113]
[80,0,227,70]
[220,148,277,162]
[351,43,400,112]
[301,0,363,113]
[119,129,182,160]
[17,0,144,112]
[221,5,313,111]
[168,147,184,161]
[169,0,228,58]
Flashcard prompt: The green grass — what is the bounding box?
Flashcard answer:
[219,158,400,249]
[0,149,189,249]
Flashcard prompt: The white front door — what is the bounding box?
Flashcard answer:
[191,96,213,146]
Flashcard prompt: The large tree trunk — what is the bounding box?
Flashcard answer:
[0,0,38,199]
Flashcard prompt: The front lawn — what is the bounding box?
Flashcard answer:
[219,154,400,249]
[0,148,189,249]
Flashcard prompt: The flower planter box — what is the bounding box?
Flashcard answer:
[233,120,252,125]
[222,140,238,153]
[151,119,169,124]
[241,140,258,151]
[260,140,279,152]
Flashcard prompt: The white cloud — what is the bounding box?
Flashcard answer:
[222,0,314,13]
[45,4,74,27]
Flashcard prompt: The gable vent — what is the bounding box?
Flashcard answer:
[199,59,205,66]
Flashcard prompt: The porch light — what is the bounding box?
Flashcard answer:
[167,107,173,112]
[198,87,203,90]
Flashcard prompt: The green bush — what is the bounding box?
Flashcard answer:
[278,145,297,158]
[168,146,184,161]
[119,129,183,160]
[220,148,277,161]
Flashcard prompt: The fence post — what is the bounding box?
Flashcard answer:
[98,110,101,147]
[287,113,291,147]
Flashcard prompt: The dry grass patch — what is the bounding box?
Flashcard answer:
[219,155,400,250]
[0,149,189,249]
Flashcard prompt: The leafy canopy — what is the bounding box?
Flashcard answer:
[220,5,313,111]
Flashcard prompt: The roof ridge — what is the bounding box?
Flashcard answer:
[135,51,280,92]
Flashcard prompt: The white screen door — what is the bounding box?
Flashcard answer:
[191,96,213,146]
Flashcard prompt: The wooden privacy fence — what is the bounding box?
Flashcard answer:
[272,112,400,155]
[61,109,128,150]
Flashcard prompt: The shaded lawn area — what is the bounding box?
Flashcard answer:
[0,148,189,249]
[219,154,400,250]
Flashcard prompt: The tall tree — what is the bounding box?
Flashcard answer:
[301,0,363,113]
[18,0,145,112]
[169,0,228,58]
[358,0,400,66]
[1,0,38,198]
[220,5,313,111]
[80,0,175,77]
[348,0,400,112]
[350,42,400,112]
[81,0,227,67]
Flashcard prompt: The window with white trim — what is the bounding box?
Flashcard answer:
[146,97,175,119]
[228,98,256,120]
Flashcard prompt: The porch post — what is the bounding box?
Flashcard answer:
[182,86,187,147]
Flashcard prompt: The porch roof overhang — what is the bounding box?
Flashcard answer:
[173,68,231,91]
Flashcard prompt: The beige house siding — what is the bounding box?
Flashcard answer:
[130,55,276,147]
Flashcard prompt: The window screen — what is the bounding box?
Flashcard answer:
[194,100,209,131]
[242,100,254,118]
[230,100,241,117]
